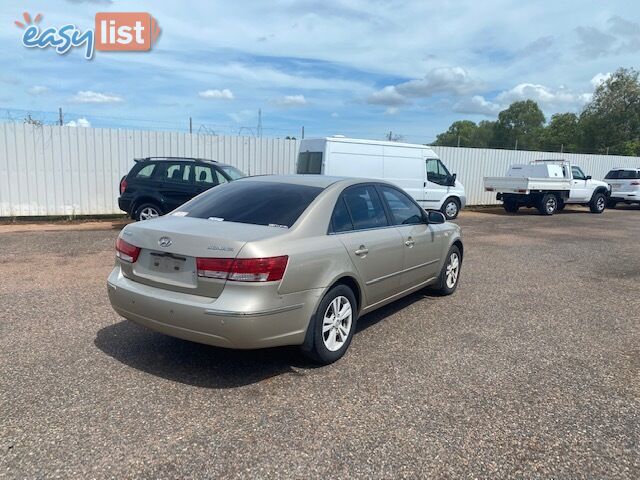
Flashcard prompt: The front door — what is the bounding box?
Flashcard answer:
[423,158,452,209]
[569,166,589,201]
[336,185,405,305]
[377,185,441,289]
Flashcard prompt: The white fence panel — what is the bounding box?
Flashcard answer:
[1,122,640,216]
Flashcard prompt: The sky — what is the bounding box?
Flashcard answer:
[1,0,639,143]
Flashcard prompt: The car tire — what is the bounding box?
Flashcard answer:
[589,192,606,213]
[303,285,358,365]
[430,245,462,296]
[503,199,519,213]
[441,197,460,220]
[134,202,162,221]
[538,194,557,215]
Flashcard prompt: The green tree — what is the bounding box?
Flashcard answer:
[493,100,545,150]
[433,120,478,146]
[473,120,496,147]
[579,67,640,155]
[539,113,580,152]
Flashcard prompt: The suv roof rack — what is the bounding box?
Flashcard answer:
[134,156,217,163]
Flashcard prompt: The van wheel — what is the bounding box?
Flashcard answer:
[430,245,462,295]
[135,203,162,221]
[538,194,557,215]
[303,285,358,365]
[589,193,606,213]
[441,197,460,220]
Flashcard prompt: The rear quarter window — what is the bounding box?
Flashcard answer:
[605,170,620,179]
[135,164,156,178]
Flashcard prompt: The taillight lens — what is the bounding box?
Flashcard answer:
[120,177,128,195]
[196,258,233,279]
[196,255,288,282]
[116,238,141,263]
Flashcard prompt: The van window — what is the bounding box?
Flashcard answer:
[342,185,388,230]
[426,159,452,186]
[297,152,323,174]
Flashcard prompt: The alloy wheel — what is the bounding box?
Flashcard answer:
[445,252,460,289]
[139,207,160,220]
[322,296,353,352]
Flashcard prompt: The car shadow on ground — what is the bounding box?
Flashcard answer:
[474,207,594,216]
[94,290,434,389]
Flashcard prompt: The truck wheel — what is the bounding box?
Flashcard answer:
[503,199,519,213]
[441,197,460,220]
[589,193,606,213]
[303,285,357,365]
[538,194,557,215]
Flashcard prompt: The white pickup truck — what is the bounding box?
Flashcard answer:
[483,160,611,215]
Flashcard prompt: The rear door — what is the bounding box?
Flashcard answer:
[158,162,196,211]
[193,164,222,194]
[332,184,404,306]
[377,185,441,289]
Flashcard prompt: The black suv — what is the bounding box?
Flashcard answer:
[118,157,246,220]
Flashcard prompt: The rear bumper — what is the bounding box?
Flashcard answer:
[610,192,639,202]
[118,197,132,214]
[107,266,323,349]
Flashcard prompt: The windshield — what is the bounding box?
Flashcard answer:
[220,165,246,180]
[177,181,323,228]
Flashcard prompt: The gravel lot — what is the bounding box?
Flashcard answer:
[1,206,639,478]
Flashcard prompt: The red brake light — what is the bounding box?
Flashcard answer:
[116,238,141,263]
[120,177,128,195]
[196,255,289,282]
[196,258,233,279]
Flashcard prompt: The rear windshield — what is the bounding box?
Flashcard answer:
[606,170,640,179]
[178,181,323,228]
[297,152,323,174]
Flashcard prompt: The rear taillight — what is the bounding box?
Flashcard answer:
[119,177,128,195]
[116,238,141,263]
[196,255,288,282]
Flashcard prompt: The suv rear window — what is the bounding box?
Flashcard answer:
[179,181,323,228]
[619,170,640,179]
[605,170,620,179]
[135,164,156,178]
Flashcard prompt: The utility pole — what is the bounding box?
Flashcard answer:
[560,143,564,153]
[189,117,193,134]
[606,147,609,155]
[301,126,305,139]
[58,107,63,126]
[457,135,461,147]
[514,139,518,150]
[257,109,262,138]
[387,131,392,141]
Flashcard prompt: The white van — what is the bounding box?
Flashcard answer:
[296,137,466,219]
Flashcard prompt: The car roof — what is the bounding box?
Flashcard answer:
[238,174,397,189]
[134,156,232,166]
[609,167,640,171]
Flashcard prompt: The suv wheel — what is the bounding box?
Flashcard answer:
[135,203,162,221]
[303,285,357,365]
[441,197,460,220]
[538,194,557,215]
[589,192,606,213]
[431,245,462,295]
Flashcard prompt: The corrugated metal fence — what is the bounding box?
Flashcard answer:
[1,122,639,216]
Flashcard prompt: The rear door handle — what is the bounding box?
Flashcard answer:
[405,237,415,247]
[354,246,369,256]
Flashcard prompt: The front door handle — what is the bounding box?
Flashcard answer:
[405,237,415,247]
[354,246,369,256]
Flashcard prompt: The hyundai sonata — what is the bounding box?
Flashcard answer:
[107,175,463,364]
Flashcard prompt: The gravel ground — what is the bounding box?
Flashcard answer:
[1,206,639,479]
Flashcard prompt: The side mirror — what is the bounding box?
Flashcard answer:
[450,173,457,186]
[427,211,446,224]
[585,175,592,180]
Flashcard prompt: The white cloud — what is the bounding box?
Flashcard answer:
[71,90,123,103]
[454,95,501,116]
[65,117,91,128]
[28,85,48,95]
[396,67,483,98]
[228,109,255,123]
[330,112,340,118]
[385,107,399,115]
[276,94,307,107]
[367,86,406,106]
[496,83,590,111]
[590,72,611,89]
[198,88,234,100]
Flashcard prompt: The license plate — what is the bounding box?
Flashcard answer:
[611,183,622,188]
[150,254,186,273]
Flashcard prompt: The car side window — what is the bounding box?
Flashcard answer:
[619,170,635,180]
[214,169,229,185]
[135,164,156,178]
[164,163,192,183]
[426,159,451,186]
[194,165,215,185]
[330,196,353,233]
[342,185,388,230]
[572,166,586,180]
[379,186,424,225]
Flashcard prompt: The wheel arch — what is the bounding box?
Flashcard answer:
[132,196,163,214]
